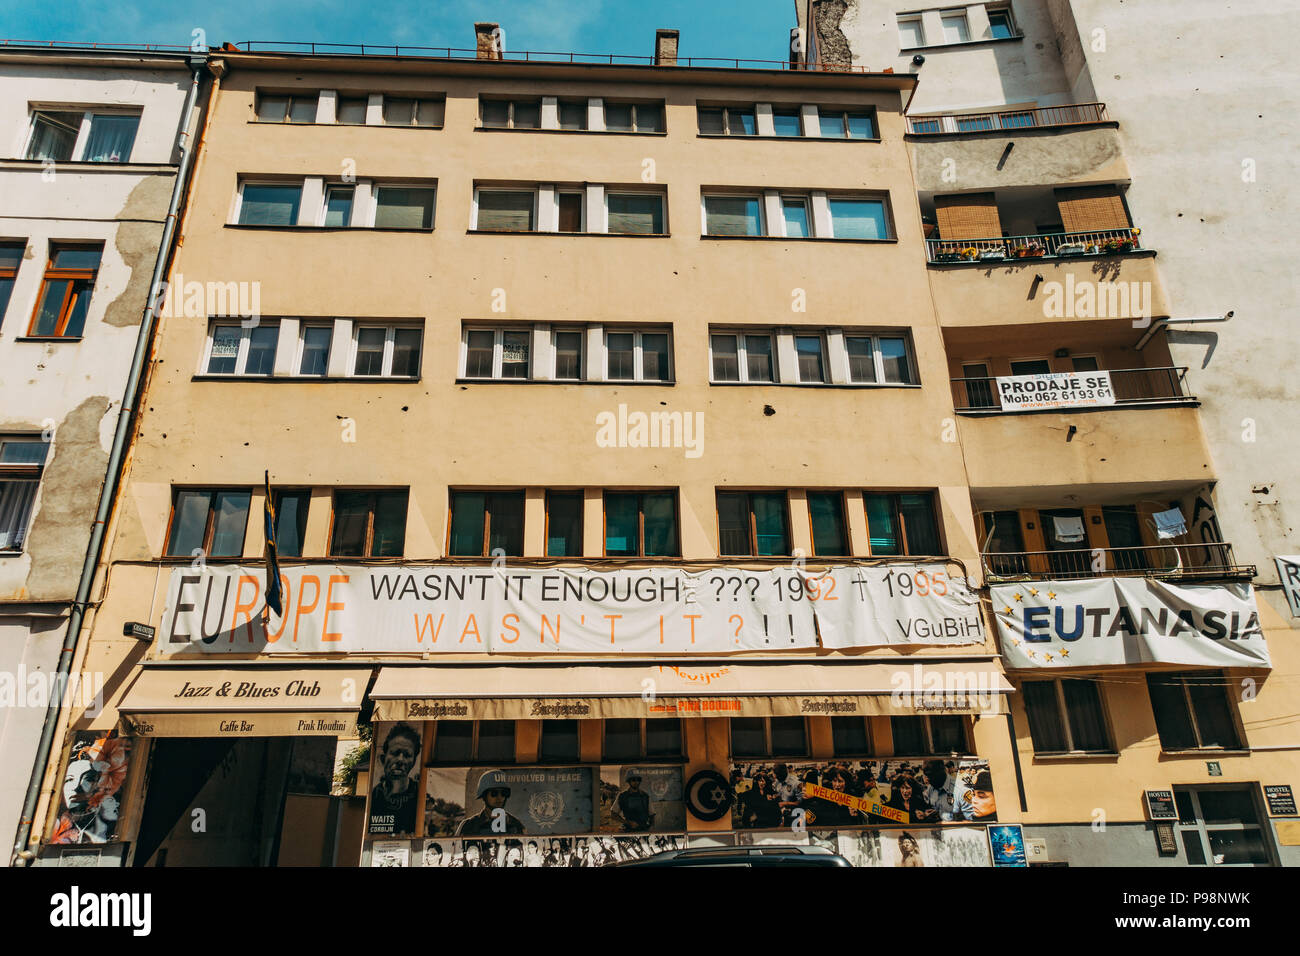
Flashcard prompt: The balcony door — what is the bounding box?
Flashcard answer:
[961,362,995,409]
[1041,508,1089,576]
[1102,505,1150,572]
[982,510,1025,576]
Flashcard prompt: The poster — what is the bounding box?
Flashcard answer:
[991,578,1269,668]
[370,841,411,867]
[838,827,992,867]
[598,765,685,833]
[425,766,594,836]
[988,824,1028,867]
[417,834,686,867]
[995,370,1115,411]
[367,722,424,835]
[728,758,997,830]
[1276,556,1300,617]
[157,562,983,656]
[48,732,130,845]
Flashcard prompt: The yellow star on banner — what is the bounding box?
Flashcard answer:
[1026,649,1036,658]
[1029,587,1039,596]
[1013,593,1024,602]
[1044,653,1053,662]
[1012,639,1021,647]
[1060,648,1069,657]
[1047,591,1057,600]
[1001,606,1012,614]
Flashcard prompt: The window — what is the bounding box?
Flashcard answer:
[828,198,889,239]
[166,489,251,558]
[1173,787,1272,866]
[782,198,811,238]
[819,110,876,139]
[323,185,354,227]
[704,195,763,236]
[1021,679,1113,754]
[898,17,925,48]
[432,720,516,764]
[717,491,790,556]
[270,489,311,558]
[604,491,679,557]
[605,330,670,382]
[698,106,756,135]
[1147,672,1243,751]
[557,192,584,233]
[352,325,421,378]
[26,110,141,162]
[27,244,101,338]
[330,489,408,557]
[794,334,826,383]
[461,327,531,380]
[709,332,775,383]
[382,97,444,127]
[0,242,26,326]
[891,715,968,754]
[448,490,525,557]
[553,329,583,379]
[845,334,915,384]
[0,438,49,552]
[730,717,808,757]
[557,99,588,130]
[808,491,848,556]
[603,719,683,760]
[539,720,581,762]
[605,101,664,133]
[941,11,971,43]
[480,98,541,129]
[864,492,942,556]
[335,96,368,125]
[256,93,317,123]
[772,109,802,137]
[546,490,584,557]
[475,190,536,231]
[374,186,436,229]
[238,183,302,226]
[204,321,278,376]
[831,717,873,756]
[987,9,1016,39]
[297,324,333,376]
[607,194,665,235]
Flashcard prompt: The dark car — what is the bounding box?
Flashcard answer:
[608,845,851,867]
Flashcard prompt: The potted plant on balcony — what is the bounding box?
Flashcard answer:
[1027,242,1046,257]
[1056,240,1088,255]
[934,244,963,262]
[961,247,979,261]
[978,247,1006,261]
[1011,244,1029,258]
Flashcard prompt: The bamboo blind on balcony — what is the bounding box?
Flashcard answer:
[934,192,1002,240]
[1055,185,1131,231]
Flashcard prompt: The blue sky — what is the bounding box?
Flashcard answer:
[0,1,797,62]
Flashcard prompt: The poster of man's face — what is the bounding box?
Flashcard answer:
[368,722,423,835]
[49,733,130,845]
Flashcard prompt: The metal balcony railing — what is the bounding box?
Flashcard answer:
[982,543,1254,582]
[952,367,1194,412]
[908,102,1110,134]
[927,228,1141,263]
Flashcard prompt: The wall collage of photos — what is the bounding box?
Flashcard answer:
[365,722,1008,867]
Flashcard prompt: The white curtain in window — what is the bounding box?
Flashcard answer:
[0,480,39,550]
[83,115,139,163]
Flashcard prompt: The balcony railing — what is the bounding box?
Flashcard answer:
[927,228,1140,263]
[952,367,1194,413]
[982,543,1254,583]
[908,102,1110,135]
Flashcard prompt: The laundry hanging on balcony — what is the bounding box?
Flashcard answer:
[1153,507,1188,540]
[1052,515,1086,543]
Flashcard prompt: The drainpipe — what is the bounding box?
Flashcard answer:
[1133,311,1234,351]
[10,54,207,867]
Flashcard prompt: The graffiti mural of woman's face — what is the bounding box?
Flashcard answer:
[62,759,99,810]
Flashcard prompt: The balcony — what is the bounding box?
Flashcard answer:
[981,542,1254,583]
[908,102,1111,135]
[927,228,1141,264]
[952,367,1194,414]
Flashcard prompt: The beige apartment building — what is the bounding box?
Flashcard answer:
[797,0,1298,867]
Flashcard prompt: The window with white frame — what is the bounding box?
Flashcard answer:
[474,189,537,231]
[941,10,971,43]
[709,331,777,383]
[26,108,141,163]
[794,334,827,383]
[237,182,303,226]
[606,329,671,382]
[844,333,916,384]
[603,101,664,133]
[987,7,1017,39]
[322,184,354,227]
[382,96,445,127]
[203,321,279,376]
[818,109,877,139]
[552,329,584,379]
[352,325,422,378]
[606,192,665,234]
[461,327,532,380]
[781,196,812,238]
[0,437,50,551]
[828,197,890,239]
[703,194,764,236]
[898,16,925,48]
[697,105,757,135]
[255,92,318,123]
[374,186,436,228]
[296,323,334,376]
[480,98,541,129]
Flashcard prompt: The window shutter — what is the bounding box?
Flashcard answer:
[1055,185,1130,232]
[934,192,1002,240]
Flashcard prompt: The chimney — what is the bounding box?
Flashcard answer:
[654,29,679,66]
[475,22,503,60]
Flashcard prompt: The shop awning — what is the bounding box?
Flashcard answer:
[116,666,373,737]
[369,661,1011,721]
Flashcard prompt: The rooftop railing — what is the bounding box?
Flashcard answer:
[927,228,1140,263]
[982,543,1254,583]
[908,102,1109,134]
[952,367,1195,413]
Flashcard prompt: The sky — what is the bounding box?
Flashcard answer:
[0,0,798,63]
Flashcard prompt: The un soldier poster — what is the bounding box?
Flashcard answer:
[425,766,594,836]
[599,765,685,833]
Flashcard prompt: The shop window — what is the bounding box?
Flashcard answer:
[329,489,407,557]
[1021,678,1114,754]
[431,720,516,764]
[0,437,49,552]
[831,716,873,756]
[166,488,252,558]
[808,491,849,556]
[1173,787,1273,866]
[545,490,583,557]
[270,489,311,558]
[448,490,525,557]
[864,491,942,556]
[730,717,808,758]
[1147,671,1243,751]
[603,491,679,557]
[602,718,683,760]
[890,715,968,754]
[539,719,581,762]
[28,244,102,338]
[716,490,790,556]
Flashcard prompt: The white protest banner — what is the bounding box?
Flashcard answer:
[1274,556,1300,617]
[995,370,1115,411]
[991,578,1270,668]
[808,565,983,648]
[157,563,984,656]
